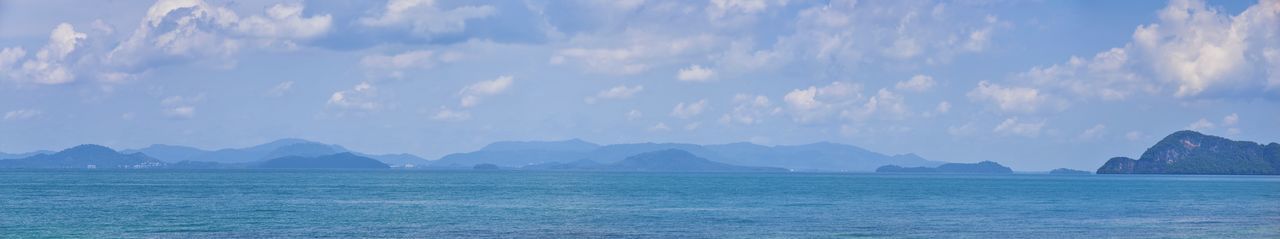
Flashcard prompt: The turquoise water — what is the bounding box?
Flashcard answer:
[1,170,1277,238]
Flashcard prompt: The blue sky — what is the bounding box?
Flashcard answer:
[0,0,1277,170]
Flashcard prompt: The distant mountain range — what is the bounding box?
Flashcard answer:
[875,161,1013,174]
[1097,130,1280,175]
[433,139,940,171]
[0,138,940,172]
[0,150,53,160]
[0,145,165,169]
[519,149,786,172]
[0,144,391,169]
[121,139,428,166]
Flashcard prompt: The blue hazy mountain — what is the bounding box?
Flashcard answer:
[521,149,785,172]
[434,139,940,171]
[0,150,54,160]
[605,149,786,172]
[431,139,602,168]
[125,139,427,166]
[702,142,938,171]
[257,153,389,169]
[479,139,600,152]
[1097,130,1280,175]
[876,161,1013,174]
[0,144,165,169]
[1049,168,1092,175]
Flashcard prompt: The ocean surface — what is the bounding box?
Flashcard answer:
[1,170,1277,238]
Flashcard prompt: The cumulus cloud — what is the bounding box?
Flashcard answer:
[1132,0,1279,96]
[671,99,709,119]
[459,75,514,108]
[586,85,643,103]
[842,88,909,120]
[993,117,1045,137]
[3,109,43,120]
[109,0,332,71]
[1017,48,1153,101]
[895,74,936,92]
[968,80,1046,113]
[783,81,862,123]
[1,23,86,85]
[706,0,772,20]
[328,82,380,111]
[720,94,781,125]
[1010,0,1280,99]
[676,64,716,82]
[551,32,720,75]
[359,0,496,37]
[236,3,333,40]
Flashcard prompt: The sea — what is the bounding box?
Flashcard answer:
[1,170,1277,238]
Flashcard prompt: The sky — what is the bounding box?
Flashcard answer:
[0,0,1277,171]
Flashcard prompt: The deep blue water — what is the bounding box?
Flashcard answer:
[1,170,1277,238]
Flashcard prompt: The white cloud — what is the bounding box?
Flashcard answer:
[707,0,772,19]
[784,81,862,123]
[671,99,709,119]
[361,50,441,78]
[164,106,196,119]
[328,82,380,111]
[1185,118,1215,131]
[677,64,716,82]
[935,101,951,114]
[3,109,43,120]
[3,23,86,85]
[1017,48,1152,101]
[0,47,25,70]
[648,122,671,132]
[895,74,936,92]
[267,81,294,96]
[721,94,780,125]
[160,93,204,119]
[968,80,1045,113]
[459,75,514,108]
[109,0,332,71]
[359,0,496,37]
[626,109,643,121]
[993,117,1045,137]
[431,107,471,122]
[842,88,908,120]
[1222,113,1239,126]
[587,85,644,103]
[551,32,720,75]
[235,3,332,40]
[1078,124,1107,140]
[1013,0,1280,98]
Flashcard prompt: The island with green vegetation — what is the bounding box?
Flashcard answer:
[1097,130,1280,175]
